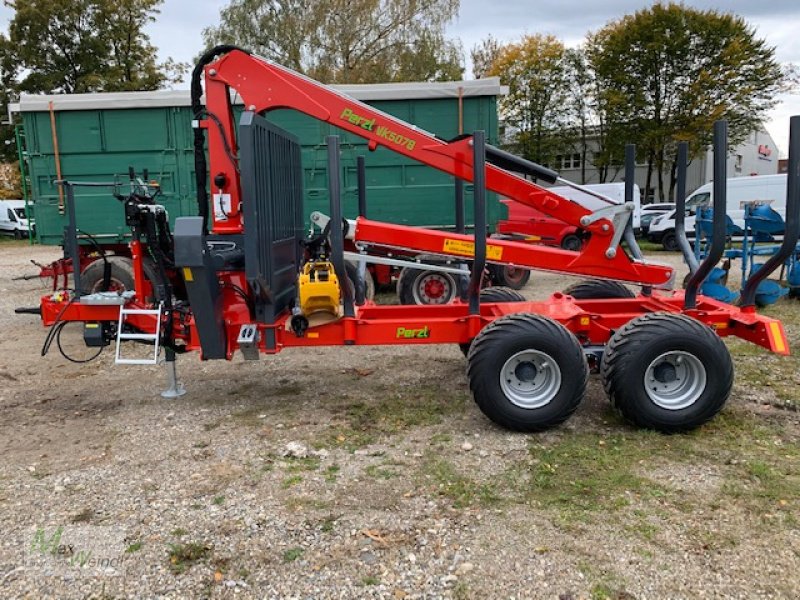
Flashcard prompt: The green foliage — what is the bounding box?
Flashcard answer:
[470,35,501,80]
[488,34,573,165]
[203,0,464,83]
[167,541,212,574]
[4,0,187,95]
[587,2,785,201]
[282,546,304,562]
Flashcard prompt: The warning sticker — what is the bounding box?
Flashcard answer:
[443,239,503,261]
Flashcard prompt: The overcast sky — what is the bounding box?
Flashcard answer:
[1,0,798,155]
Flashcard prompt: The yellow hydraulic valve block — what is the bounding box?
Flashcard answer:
[298,261,341,317]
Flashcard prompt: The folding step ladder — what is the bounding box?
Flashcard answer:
[115,303,163,365]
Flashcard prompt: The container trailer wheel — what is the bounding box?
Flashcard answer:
[397,257,465,305]
[344,261,375,301]
[459,287,526,357]
[81,256,162,301]
[467,313,588,432]
[488,264,531,290]
[563,279,635,300]
[601,313,733,433]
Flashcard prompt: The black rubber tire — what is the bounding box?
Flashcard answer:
[80,256,161,301]
[344,261,375,301]
[601,313,733,433]
[662,231,678,252]
[489,264,531,290]
[459,287,527,356]
[563,279,635,300]
[397,259,464,305]
[13,229,23,240]
[561,234,583,252]
[467,313,588,432]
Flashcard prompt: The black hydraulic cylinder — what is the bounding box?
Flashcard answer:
[740,116,800,308]
[357,155,367,218]
[485,143,559,184]
[327,136,355,319]
[674,142,699,274]
[469,131,487,315]
[685,121,728,309]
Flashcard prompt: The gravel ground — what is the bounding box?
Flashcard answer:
[0,240,798,599]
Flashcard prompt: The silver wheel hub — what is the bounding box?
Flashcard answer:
[500,350,562,409]
[413,272,453,305]
[644,351,706,410]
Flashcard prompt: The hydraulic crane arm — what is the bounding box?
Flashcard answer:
[198,47,674,287]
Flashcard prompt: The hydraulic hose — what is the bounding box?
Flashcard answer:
[190,45,251,232]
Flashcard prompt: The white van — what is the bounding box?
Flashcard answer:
[0,200,35,239]
[647,174,787,250]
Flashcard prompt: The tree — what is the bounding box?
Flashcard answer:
[471,35,500,79]
[0,34,17,162]
[5,0,186,94]
[488,34,572,166]
[587,2,786,202]
[203,0,464,83]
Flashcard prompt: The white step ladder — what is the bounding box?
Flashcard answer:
[115,303,163,365]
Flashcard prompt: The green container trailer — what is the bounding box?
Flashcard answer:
[11,79,504,246]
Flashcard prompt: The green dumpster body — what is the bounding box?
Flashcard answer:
[14,81,503,246]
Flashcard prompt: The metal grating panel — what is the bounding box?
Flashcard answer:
[238,111,305,324]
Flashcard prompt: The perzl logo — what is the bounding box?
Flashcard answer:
[396,326,430,339]
[340,108,376,131]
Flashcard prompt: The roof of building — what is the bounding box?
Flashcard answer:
[10,78,506,114]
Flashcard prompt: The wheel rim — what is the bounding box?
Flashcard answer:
[504,266,525,285]
[500,350,562,409]
[413,272,453,304]
[89,277,127,294]
[644,351,706,410]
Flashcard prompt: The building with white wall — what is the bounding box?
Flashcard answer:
[553,127,779,203]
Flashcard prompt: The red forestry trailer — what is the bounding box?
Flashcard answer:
[25,46,800,433]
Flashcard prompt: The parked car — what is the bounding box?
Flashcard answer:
[0,200,34,239]
[648,175,787,250]
[496,182,641,251]
[639,202,675,235]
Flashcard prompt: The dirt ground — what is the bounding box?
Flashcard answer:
[0,239,798,599]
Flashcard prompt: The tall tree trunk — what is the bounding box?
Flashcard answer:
[668,152,678,202]
[580,123,587,184]
[644,150,654,205]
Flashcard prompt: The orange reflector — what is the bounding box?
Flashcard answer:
[713,322,728,330]
[769,322,787,354]
[307,332,320,339]
[580,316,590,326]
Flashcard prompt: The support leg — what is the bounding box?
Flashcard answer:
[161,352,186,399]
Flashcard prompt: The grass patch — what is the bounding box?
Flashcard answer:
[282,475,303,488]
[167,541,212,574]
[283,456,320,473]
[282,546,304,562]
[365,463,400,480]
[324,465,340,482]
[125,541,142,553]
[361,575,380,586]
[212,495,225,506]
[313,384,467,451]
[425,459,500,508]
[523,433,667,519]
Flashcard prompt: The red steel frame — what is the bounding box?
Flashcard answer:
[37,49,790,359]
